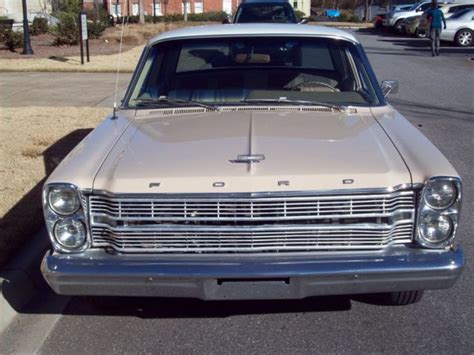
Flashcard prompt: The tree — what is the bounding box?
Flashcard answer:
[139,0,145,24]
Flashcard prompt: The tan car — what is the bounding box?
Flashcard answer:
[41,24,464,305]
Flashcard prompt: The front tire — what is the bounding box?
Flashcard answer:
[415,27,426,38]
[455,29,473,47]
[394,19,404,33]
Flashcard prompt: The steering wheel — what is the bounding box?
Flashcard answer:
[289,80,339,92]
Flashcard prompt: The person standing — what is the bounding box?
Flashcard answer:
[426,0,447,56]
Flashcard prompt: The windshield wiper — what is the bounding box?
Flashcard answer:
[132,96,220,111]
[241,97,348,113]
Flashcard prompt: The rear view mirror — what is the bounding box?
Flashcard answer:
[381,80,399,97]
[222,17,231,24]
[299,18,309,24]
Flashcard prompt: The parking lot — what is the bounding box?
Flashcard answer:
[1,29,473,353]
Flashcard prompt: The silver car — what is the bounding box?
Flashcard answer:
[440,9,474,46]
[383,2,432,31]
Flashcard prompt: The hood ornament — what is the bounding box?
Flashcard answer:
[230,154,265,163]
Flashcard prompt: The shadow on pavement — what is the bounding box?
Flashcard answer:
[19,289,408,319]
[0,129,93,312]
[357,27,474,56]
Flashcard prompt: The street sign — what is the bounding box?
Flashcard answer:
[81,12,88,40]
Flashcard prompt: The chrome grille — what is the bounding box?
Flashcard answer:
[88,191,416,253]
[89,192,414,221]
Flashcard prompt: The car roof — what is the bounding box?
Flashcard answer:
[148,24,359,46]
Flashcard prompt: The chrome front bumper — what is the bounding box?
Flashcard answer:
[41,247,464,300]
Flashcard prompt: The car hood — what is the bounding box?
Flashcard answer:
[93,109,411,193]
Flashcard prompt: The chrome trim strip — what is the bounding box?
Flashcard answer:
[92,219,414,233]
[86,183,414,198]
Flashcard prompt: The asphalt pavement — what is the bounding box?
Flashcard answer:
[1,29,473,354]
[0,72,131,108]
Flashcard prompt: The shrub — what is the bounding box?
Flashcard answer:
[52,11,79,45]
[3,29,24,51]
[347,15,360,22]
[87,19,107,38]
[339,13,360,22]
[188,11,228,22]
[117,12,226,24]
[30,17,49,35]
[85,6,109,38]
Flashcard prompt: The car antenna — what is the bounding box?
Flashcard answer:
[112,15,128,119]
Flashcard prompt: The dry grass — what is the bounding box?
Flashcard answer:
[0,22,215,73]
[0,107,110,267]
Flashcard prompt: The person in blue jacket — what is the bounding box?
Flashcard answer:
[426,0,447,56]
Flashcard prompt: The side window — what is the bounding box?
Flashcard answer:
[448,6,459,13]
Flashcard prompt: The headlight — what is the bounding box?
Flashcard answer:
[419,213,452,243]
[424,180,456,209]
[48,186,81,215]
[43,183,89,253]
[416,177,461,249]
[54,218,87,249]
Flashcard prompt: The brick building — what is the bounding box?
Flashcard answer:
[85,0,240,16]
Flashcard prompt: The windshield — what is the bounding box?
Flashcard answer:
[234,4,297,23]
[127,37,381,108]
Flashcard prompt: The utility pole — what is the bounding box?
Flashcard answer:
[153,0,157,23]
[21,0,33,55]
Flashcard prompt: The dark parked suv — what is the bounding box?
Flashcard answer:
[231,0,299,23]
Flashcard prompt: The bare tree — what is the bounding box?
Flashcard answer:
[139,0,145,24]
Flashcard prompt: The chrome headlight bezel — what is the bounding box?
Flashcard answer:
[48,185,81,215]
[43,183,90,253]
[416,176,462,249]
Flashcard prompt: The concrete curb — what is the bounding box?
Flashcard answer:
[0,227,50,335]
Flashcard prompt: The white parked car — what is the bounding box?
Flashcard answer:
[440,9,474,46]
[41,24,464,305]
[418,3,474,36]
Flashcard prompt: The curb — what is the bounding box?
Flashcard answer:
[0,227,50,335]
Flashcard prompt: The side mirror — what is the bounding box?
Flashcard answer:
[299,17,309,24]
[381,80,399,97]
[222,17,231,24]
